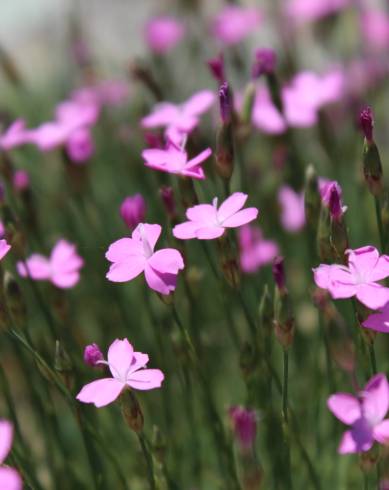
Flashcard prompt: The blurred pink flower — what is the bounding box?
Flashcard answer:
[120,194,146,230]
[142,139,211,180]
[361,10,389,51]
[211,6,262,45]
[144,16,185,54]
[17,239,84,289]
[141,90,215,145]
[0,119,31,151]
[173,192,258,240]
[0,420,22,490]
[238,225,279,273]
[72,80,130,108]
[106,223,184,295]
[66,127,94,163]
[313,246,389,310]
[286,0,350,24]
[0,239,11,261]
[77,338,164,407]
[328,373,389,453]
[278,186,305,232]
[12,169,30,192]
[229,406,257,450]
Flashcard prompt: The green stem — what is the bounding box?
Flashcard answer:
[375,197,385,251]
[138,433,156,490]
[283,350,289,422]
[369,344,377,375]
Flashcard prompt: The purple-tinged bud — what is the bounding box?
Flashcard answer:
[229,406,257,451]
[219,81,232,124]
[207,53,225,83]
[251,48,277,79]
[120,194,146,230]
[272,256,285,292]
[160,186,176,220]
[12,170,29,192]
[84,343,104,367]
[359,106,374,143]
[328,183,343,222]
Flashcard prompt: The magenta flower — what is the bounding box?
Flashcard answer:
[144,16,185,54]
[328,373,389,454]
[84,343,104,367]
[142,139,211,180]
[313,246,389,310]
[173,192,258,240]
[120,194,146,230]
[239,225,279,274]
[0,119,31,151]
[77,338,164,407]
[278,186,305,232]
[0,239,11,261]
[66,127,94,163]
[17,239,84,289]
[286,0,350,24]
[229,406,257,451]
[106,223,184,295]
[211,6,262,46]
[362,10,389,52]
[362,302,389,333]
[0,420,22,490]
[141,90,215,144]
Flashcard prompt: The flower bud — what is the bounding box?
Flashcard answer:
[215,123,234,180]
[359,106,374,144]
[12,170,29,192]
[120,390,144,433]
[360,107,383,197]
[251,48,277,79]
[120,194,146,230]
[273,257,294,349]
[219,81,232,124]
[83,343,104,367]
[229,406,257,452]
[159,186,176,221]
[328,184,343,222]
[272,256,286,292]
[207,53,225,83]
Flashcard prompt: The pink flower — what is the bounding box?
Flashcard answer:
[0,119,31,151]
[278,186,305,232]
[0,420,22,490]
[362,302,389,333]
[17,239,84,289]
[229,406,257,450]
[141,90,215,144]
[328,373,389,453]
[71,80,130,108]
[319,178,347,220]
[313,246,389,310]
[173,192,258,240]
[76,338,164,407]
[120,194,146,230]
[361,10,389,52]
[238,225,279,273]
[66,127,94,163]
[211,6,262,45]
[142,139,211,180]
[144,16,185,54]
[286,0,350,24]
[12,170,29,192]
[0,239,11,261]
[106,223,184,295]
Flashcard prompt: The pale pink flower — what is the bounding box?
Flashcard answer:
[173,192,258,240]
[71,80,130,108]
[0,119,31,151]
[229,406,257,451]
[142,139,211,180]
[361,10,389,51]
[363,303,389,333]
[0,239,11,261]
[106,223,184,295]
[77,338,164,407]
[0,420,22,490]
[278,186,305,232]
[286,0,350,24]
[66,127,94,163]
[120,194,146,230]
[144,16,185,54]
[239,225,279,273]
[313,246,389,310]
[328,373,389,453]
[17,239,84,289]
[211,6,262,45]
[141,90,215,144]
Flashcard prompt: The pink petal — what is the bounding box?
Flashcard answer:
[147,248,184,274]
[105,238,143,263]
[144,263,179,295]
[0,421,13,464]
[362,305,389,333]
[278,186,305,232]
[128,352,149,374]
[313,264,333,289]
[252,87,286,134]
[363,374,389,425]
[108,339,134,380]
[181,90,215,117]
[127,368,164,390]
[338,429,372,454]
[373,419,389,444]
[347,246,379,278]
[106,259,145,282]
[0,467,22,490]
[222,207,259,228]
[51,271,80,289]
[76,378,124,407]
[17,255,51,280]
[141,103,179,128]
[181,167,206,180]
[217,192,248,222]
[0,239,11,261]
[356,283,389,310]
[370,255,389,282]
[172,222,200,239]
[132,223,162,253]
[186,204,218,224]
[142,148,171,166]
[51,240,84,276]
[327,394,361,425]
[195,226,225,240]
[185,147,212,169]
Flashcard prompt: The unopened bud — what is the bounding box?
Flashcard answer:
[215,122,234,180]
[120,194,146,230]
[121,390,144,433]
[229,406,257,452]
[360,108,383,196]
[83,343,104,367]
[272,256,286,292]
[359,106,374,144]
[207,53,225,83]
[219,81,232,124]
[251,48,277,79]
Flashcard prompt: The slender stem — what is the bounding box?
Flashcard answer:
[375,197,385,252]
[369,344,377,375]
[364,471,369,490]
[283,350,289,422]
[138,433,156,490]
